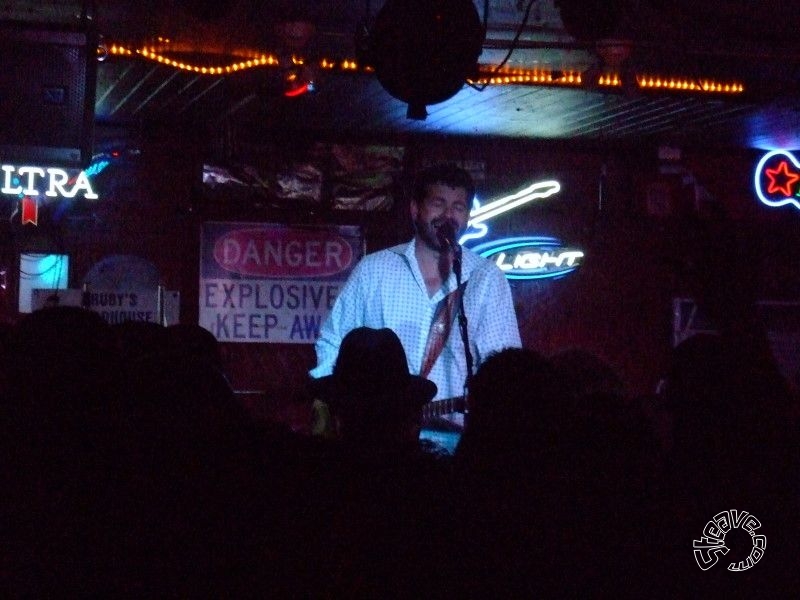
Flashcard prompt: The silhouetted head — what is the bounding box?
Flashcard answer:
[165,322,222,366]
[311,327,436,441]
[461,347,571,457]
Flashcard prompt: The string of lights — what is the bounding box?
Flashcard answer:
[104,42,745,96]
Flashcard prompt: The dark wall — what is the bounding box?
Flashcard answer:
[2,127,798,424]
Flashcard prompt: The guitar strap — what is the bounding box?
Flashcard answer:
[420,282,467,379]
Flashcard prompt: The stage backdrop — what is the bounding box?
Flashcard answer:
[199,222,363,343]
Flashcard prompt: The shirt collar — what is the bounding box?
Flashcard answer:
[391,238,477,292]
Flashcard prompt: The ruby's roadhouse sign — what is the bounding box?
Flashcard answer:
[200,222,363,343]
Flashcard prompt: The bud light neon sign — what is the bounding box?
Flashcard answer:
[470,236,584,280]
[457,179,584,280]
[754,149,800,210]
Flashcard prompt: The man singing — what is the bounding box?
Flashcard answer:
[310,162,521,429]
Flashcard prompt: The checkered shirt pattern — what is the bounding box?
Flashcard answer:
[310,238,522,401]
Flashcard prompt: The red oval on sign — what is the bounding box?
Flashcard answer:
[213,228,355,278]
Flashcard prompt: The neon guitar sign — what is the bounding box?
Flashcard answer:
[459,180,561,244]
[754,149,800,210]
[456,179,584,280]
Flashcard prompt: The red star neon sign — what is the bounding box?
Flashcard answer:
[764,160,800,196]
[754,150,800,210]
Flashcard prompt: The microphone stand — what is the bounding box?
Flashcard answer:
[451,244,473,428]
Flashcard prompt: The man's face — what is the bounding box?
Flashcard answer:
[411,183,470,252]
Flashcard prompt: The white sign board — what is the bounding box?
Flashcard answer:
[199,222,363,343]
[31,288,180,326]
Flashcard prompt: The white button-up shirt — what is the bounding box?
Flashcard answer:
[310,239,522,402]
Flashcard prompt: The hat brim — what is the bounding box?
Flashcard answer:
[310,373,437,407]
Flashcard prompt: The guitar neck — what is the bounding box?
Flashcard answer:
[422,396,466,420]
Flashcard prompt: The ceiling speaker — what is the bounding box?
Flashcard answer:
[0,20,98,168]
[363,0,485,119]
[555,0,625,42]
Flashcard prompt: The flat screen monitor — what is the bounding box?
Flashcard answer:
[19,253,69,313]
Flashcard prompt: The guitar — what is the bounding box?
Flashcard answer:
[311,396,468,436]
[421,396,468,429]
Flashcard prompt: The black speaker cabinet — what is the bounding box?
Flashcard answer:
[0,20,97,168]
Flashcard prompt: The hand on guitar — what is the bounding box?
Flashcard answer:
[421,396,467,432]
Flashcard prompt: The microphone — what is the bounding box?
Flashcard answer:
[436,220,459,252]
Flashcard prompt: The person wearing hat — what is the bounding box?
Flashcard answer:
[301,328,455,597]
[311,327,437,446]
[310,163,521,431]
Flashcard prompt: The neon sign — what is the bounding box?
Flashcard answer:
[470,236,584,280]
[754,150,800,210]
[455,179,583,280]
[2,162,106,225]
[459,180,561,244]
[1,165,98,199]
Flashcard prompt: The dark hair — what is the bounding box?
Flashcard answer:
[412,163,475,206]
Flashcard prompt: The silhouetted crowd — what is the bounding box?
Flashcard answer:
[1,306,798,597]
